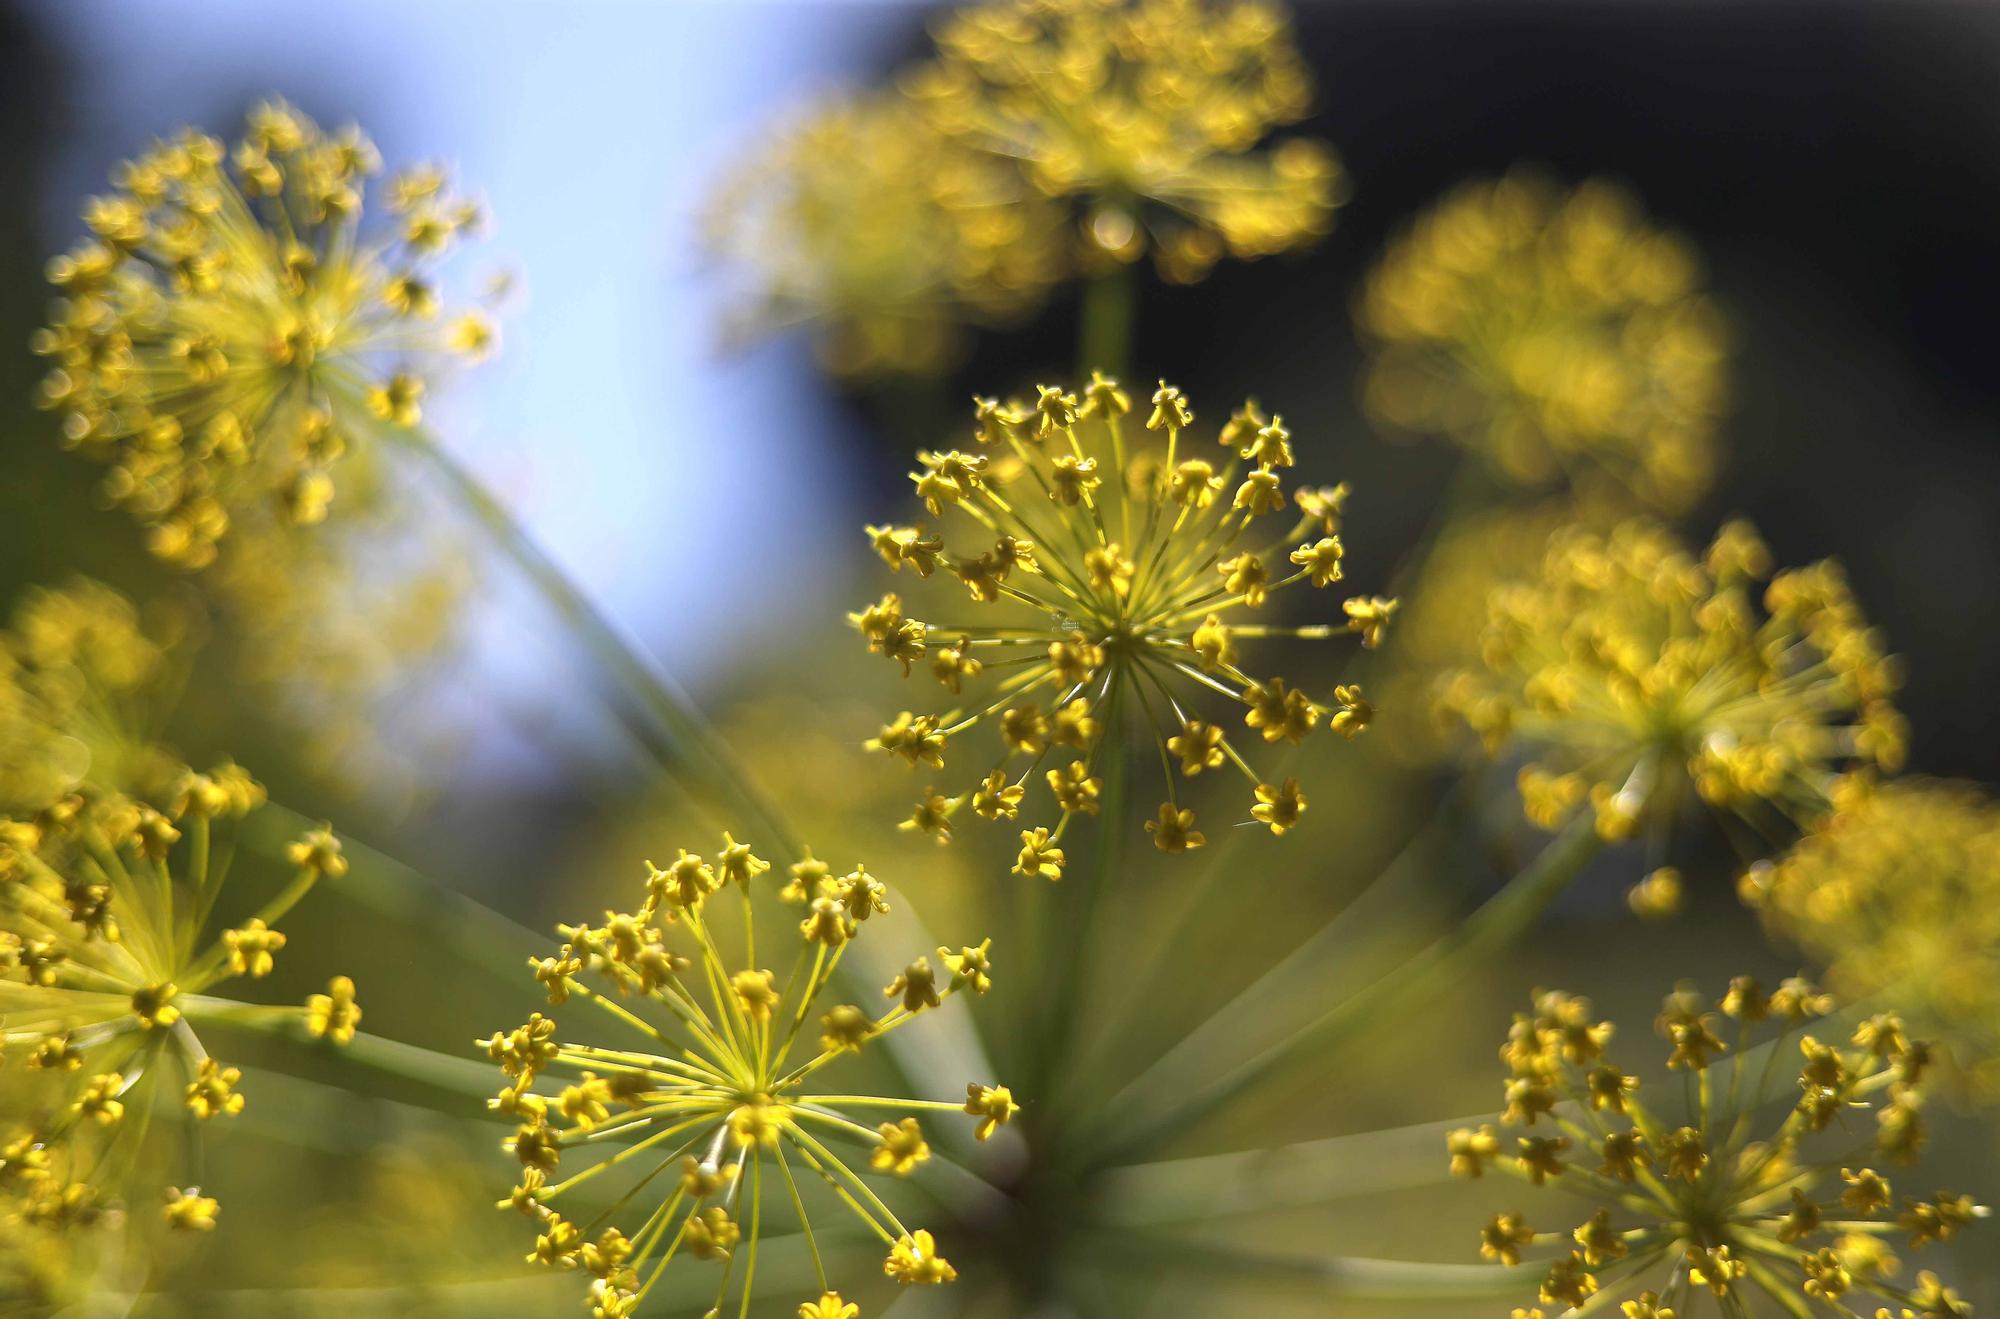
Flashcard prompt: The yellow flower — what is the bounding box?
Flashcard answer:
[305,975,363,1044]
[486,835,1005,1312]
[964,1083,1019,1141]
[705,93,1060,378]
[871,1118,932,1175]
[1467,979,1967,1313]
[857,379,1392,871]
[800,1295,860,1319]
[33,99,492,568]
[910,0,1343,283]
[183,1059,246,1120]
[1250,778,1307,835]
[1358,171,1726,510]
[884,1229,958,1285]
[0,578,187,818]
[1440,519,1904,856]
[1746,779,2000,1091]
[161,1186,220,1232]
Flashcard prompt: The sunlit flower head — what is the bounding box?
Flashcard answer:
[707,92,1062,379]
[1438,519,1904,850]
[1744,780,2000,1094]
[490,834,1011,1315]
[0,764,352,1233]
[1358,172,1726,509]
[33,97,495,569]
[1456,979,1981,1317]
[0,578,188,819]
[907,0,1344,283]
[854,376,1391,876]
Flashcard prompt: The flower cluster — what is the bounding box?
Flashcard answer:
[1358,173,1727,510]
[32,98,493,569]
[1439,519,1905,850]
[853,377,1392,876]
[907,0,1343,282]
[1454,980,1981,1316]
[1744,779,2000,1094]
[0,767,355,1238]
[706,93,1063,378]
[0,578,188,819]
[489,835,1013,1316]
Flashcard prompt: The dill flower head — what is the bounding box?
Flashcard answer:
[0,578,189,818]
[706,92,1062,378]
[1744,780,2000,1092]
[1455,979,1983,1317]
[33,97,494,569]
[491,835,1012,1315]
[1439,518,1905,849]
[1358,172,1727,509]
[0,766,354,1234]
[908,0,1344,283]
[853,377,1392,875]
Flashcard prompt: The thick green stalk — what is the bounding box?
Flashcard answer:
[247,801,546,987]
[1077,263,1136,381]
[181,995,498,1104]
[1086,815,1605,1167]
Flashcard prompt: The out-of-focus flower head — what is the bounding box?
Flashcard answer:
[0,763,354,1237]
[491,835,1010,1313]
[1378,495,1625,767]
[1439,519,1904,851]
[854,376,1393,876]
[907,0,1344,283]
[1359,172,1726,510]
[1455,980,1980,1316]
[1744,779,2000,1094]
[707,92,1063,378]
[33,97,495,569]
[205,466,474,808]
[0,578,189,819]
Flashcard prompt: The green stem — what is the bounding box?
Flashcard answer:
[181,995,498,1104]
[1077,263,1137,382]
[1091,775,1465,1116]
[247,800,547,986]
[1037,733,1127,1106]
[1086,815,1604,1167]
[1097,1231,1542,1302]
[1092,1114,1479,1226]
[394,424,802,859]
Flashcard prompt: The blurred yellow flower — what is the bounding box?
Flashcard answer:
[1439,519,1904,848]
[908,0,1344,282]
[1462,980,1975,1315]
[0,577,188,818]
[33,98,493,568]
[490,835,1008,1314]
[707,93,1062,378]
[1745,779,2000,1092]
[1359,172,1726,509]
[855,378,1392,875]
